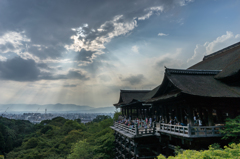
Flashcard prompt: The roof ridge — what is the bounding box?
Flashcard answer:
[203,41,240,60]
[166,68,221,75]
[120,90,151,92]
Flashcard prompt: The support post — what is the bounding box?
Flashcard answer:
[134,143,138,158]
[188,124,191,137]
[130,107,132,119]
[208,108,214,126]
[136,106,139,118]
[135,124,139,136]
[153,121,156,134]
[166,107,169,124]
[216,109,223,123]
[180,107,184,123]
[187,106,194,126]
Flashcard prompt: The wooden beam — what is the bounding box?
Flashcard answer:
[208,108,214,126]
[187,106,194,126]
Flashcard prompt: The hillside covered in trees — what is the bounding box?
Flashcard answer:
[1,113,240,159]
[0,115,115,159]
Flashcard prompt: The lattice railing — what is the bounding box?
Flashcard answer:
[113,122,156,137]
[159,123,224,137]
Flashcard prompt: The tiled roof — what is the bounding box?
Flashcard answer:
[189,41,240,70]
[113,90,150,107]
[166,68,221,75]
[166,70,240,97]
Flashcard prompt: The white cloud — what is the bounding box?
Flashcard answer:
[0,31,30,54]
[235,34,240,39]
[147,48,185,69]
[131,45,139,54]
[178,0,195,6]
[138,6,164,20]
[204,31,234,54]
[65,15,137,64]
[0,55,7,61]
[187,31,240,63]
[158,33,168,36]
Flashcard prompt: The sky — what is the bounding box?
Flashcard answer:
[0,0,240,108]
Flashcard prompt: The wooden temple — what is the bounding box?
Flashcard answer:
[111,41,240,159]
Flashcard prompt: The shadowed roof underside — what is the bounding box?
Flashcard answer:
[113,90,150,107]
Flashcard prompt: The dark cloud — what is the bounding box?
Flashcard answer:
[0,56,89,81]
[0,56,40,81]
[67,70,89,80]
[63,84,77,87]
[121,74,145,85]
[39,69,89,81]
[28,45,64,60]
[75,49,96,62]
[0,0,176,61]
[37,63,53,70]
[0,42,15,52]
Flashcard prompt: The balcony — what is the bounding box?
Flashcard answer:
[111,122,225,139]
[110,122,157,138]
[158,123,225,138]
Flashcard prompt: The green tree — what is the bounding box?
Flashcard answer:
[68,140,94,159]
[0,132,5,154]
[25,137,39,149]
[62,120,85,134]
[157,143,240,159]
[113,111,122,121]
[40,125,53,134]
[220,115,240,142]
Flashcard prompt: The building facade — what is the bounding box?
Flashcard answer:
[111,42,240,159]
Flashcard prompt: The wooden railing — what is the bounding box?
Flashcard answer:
[113,122,156,137]
[159,123,224,138]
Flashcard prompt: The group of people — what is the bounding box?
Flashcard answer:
[167,115,203,126]
[117,116,154,129]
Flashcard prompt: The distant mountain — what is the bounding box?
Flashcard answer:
[0,104,117,114]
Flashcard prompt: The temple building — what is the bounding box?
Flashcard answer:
[111,41,240,159]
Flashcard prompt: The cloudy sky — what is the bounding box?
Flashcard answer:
[0,0,240,107]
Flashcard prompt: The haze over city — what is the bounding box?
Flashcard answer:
[0,0,240,109]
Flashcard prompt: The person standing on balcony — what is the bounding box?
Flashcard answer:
[149,117,152,128]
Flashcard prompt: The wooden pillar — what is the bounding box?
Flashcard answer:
[124,138,127,158]
[130,107,132,118]
[208,108,214,126]
[180,108,184,123]
[134,143,138,158]
[198,107,203,121]
[136,106,139,118]
[159,106,163,122]
[146,107,148,117]
[166,107,169,124]
[202,109,208,126]
[176,106,180,123]
[216,109,223,123]
[128,140,131,158]
[187,106,194,126]
[125,107,127,116]
[121,108,123,116]
[127,107,129,118]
